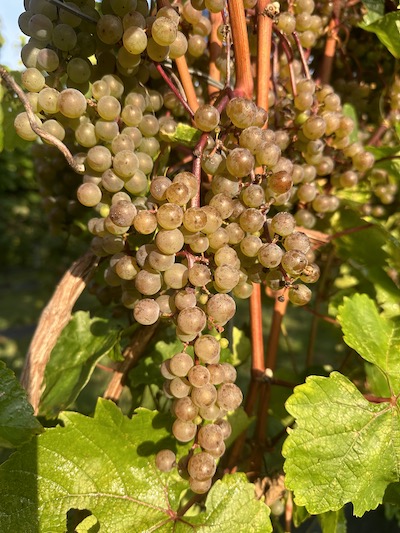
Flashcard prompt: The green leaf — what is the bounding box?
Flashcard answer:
[164,123,201,147]
[318,509,347,533]
[360,11,400,58]
[39,311,123,417]
[0,400,270,532]
[338,294,400,392]
[283,372,400,517]
[225,407,253,448]
[361,0,385,25]
[0,360,43,448]
[185,473,272,532]
[332,210,400,317]
[342,103,358,144]
[365,362,391,398]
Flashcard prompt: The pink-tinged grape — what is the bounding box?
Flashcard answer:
[169,352,194,377]
[216,383,243,411]
[134,268,162,295]
[206,294,236,326]
[155,449,176,472]
[177,306,207,335]
[191,383,218,407]
[189,477,212,494]
[169,376,192,398]
[221,363,237,383]
[283,232,310,253]
[163,263,189,289]
[173,396,199,421]
[174,289,197,310]
[172,419,197,441]
[270,212,296,237]
[258,243,284,268]
[188,365,211,388]
[198,424,224,452]
[133,298,160,325]
[194,335,221,363]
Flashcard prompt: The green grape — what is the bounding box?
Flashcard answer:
[58,88,87,119]
[52,23,77,51]
[38,87,60,114]
[28,13,53,42]
[288,284,312,305]
[97,14,123,45]
[14,111,41,141]
[21,67,45,92]
[151,16,178,46]
[97,95,121,121]
[77,182,102,207]
[194,104,220,132]
[67,57,91,84]
[37,48,59,71]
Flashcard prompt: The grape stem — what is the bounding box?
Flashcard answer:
[292,31,311,80]
[273,28,297,97]
[318,0,342,85]
[157,0,199,112]
[104,322,160,402]
[155,63,195,118]
[209,12,223,97]
[0,66,85,174]
[20,251,99,412]
[227,0,254,97]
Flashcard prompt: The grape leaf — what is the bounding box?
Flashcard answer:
[338,293,400,392]
[361,0,385,25]
[184,473,272,532]
[283,372,400,517]
[342,103,358,144]
[0,360,43,448]
[39,311,123,417]
[0,400,271,532]
[318,509,347,533]
[163,123,201,147]
[360,11,400,58]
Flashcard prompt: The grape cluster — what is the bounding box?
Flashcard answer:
[14,0,379,494]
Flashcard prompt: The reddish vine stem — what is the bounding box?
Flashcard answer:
[209,12,223,96]
[158,0,199,112]
[256,1,272,113]
[292,31,311,80]
[104,322,160,402]
[21,251,98,412]
[155,64,195,118]
[368,122,389,146]
[227,0,254,97]
[254,289,289,458]
[0,66,84,174]
[273,28,297,97]
[318,0,342,85]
